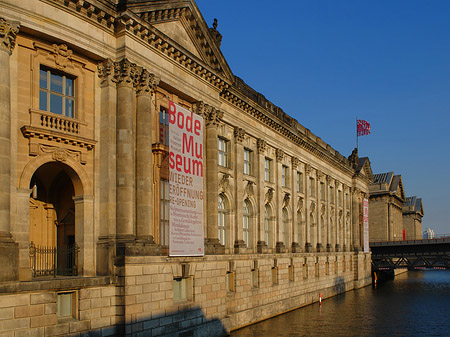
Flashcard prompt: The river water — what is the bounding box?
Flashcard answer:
[231,270,450,337]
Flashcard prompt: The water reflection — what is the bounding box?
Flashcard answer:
[231,270,450,337]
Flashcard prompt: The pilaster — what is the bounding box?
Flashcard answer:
[275,149,286,253]
[256,139,268,253]
[0,17,19,282]
[233,127,246,253]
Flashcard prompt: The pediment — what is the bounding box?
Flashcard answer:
[395,176,406,201]
[125,1,233,82]
[361,159,373,181]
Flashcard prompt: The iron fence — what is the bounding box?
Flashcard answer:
[29,242,79,278]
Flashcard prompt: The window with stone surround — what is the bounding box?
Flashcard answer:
[218,194,228,246]
[264,204,272,246]
[282,207,289,245]
[218,138,229,167]
[309,177,316,197]
[243,148,253,175]
[243,199,252,248]
[160,179,170,246]
[265,158,272,182]
[297,171,303,193]
[282,165,289,187]
[330,186,335,204]
[159,107,169,145]
[39,66,75,118]
[320,182,325,201]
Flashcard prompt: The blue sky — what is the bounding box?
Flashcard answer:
[196,0,450,235]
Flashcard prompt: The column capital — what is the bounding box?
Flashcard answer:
[98,59,114,86]
[136,69,159,95]
[193,101,223,126]
[276,149,284,162]
[233,127,245,143]
[0,18,19,55]
[113,58,140,88]
[305,164,312,175]
[257,138,266,154]
[291,157,300,170]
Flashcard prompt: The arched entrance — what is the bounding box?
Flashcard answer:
[29,162,78,276]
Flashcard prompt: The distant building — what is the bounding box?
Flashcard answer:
[423,228,435,239]
[402,196,424,240]
[369,172,406,241]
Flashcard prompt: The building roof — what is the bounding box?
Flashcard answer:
[403,196,424,215]
[371,171,406,201]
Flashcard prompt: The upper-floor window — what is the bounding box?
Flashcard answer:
[39,67,75,118]
[330,186,335,204]
[338,190,343,207]
[297,171,303,193]
[218,138,229,168]
[243,199,252,248]
[264,204,272,246]
[160,179,170,246]
[244,148,253,175]
[265,158,272,182]
[320,182,325,201]
[282,165,289,187]
[309,177,315,197]
[159,108,169,146]
[218,194,227,245]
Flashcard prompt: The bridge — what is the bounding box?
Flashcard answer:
[370,238,450,271]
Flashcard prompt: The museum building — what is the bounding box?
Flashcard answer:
[0,0,372,335]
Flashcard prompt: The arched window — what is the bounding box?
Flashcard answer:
[218,194,227,246]
[264,204,272,246]
[243,199,252,248]
[297,210,302,244]
[282,208,289,245]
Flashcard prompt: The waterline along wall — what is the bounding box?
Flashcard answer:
[0,0,372,335]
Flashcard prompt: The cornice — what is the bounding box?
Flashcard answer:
[46,0,230,91]
[220,85,354,176]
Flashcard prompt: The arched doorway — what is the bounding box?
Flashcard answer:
[29,162,77,276]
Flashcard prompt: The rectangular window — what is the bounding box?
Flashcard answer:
[289,262,294,282]
[272,267,278,285]
[226,271,235,292]
[309,178,315,197]
[173,278,187,301]
[297,171,303,193]
[265,158,272,182]
[345,193,349,208]
[57,292,77,320]
[159,108,169,145]
[330,186,334,204]
[39,67,75,118]
[320,182,325,201]
[160,179,170,246]
[282,165,288,187]
[243,148,252,175]
[338,190,343,207]
[218,138,229,167]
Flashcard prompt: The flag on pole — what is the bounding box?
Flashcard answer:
[357,119,371,136]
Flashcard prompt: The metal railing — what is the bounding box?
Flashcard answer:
[29,242,79,278]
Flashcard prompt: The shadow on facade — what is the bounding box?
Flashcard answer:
[333,276,346,294]
[77,306,228,337]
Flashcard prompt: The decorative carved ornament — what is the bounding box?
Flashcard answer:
[234,127,245,143]
[257,139,266,154]
[276,149,284,162]
[283,193,290,208]
[292,157,300,170]
[136,69,159,95]
[36,145,87,165]
[305,164,312,175]
[52,44,73,69]
[310,201,316,214]
[297,196,304,212]
[321,204,326,215]
[219,173,230,193]
[193,101,223,127]
[113,58,140,87]
[244,181,255,198]
[0,17,19,54]
[209,18,222,47]
[265,187,274,204]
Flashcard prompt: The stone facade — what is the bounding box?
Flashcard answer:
[0,0,372,335]
[402,196,424,240]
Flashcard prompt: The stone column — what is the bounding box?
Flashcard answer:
[325,176,332,251]
[256,139,267,253]
[97,59,117,274]
[135,69,159,245]
[196,103,223,254]
[291,157,301,252]
[114,59,138,242]
[275,149,286,253]
[352,187,361,251]
[234,127,245,253]
[305,164,313,252]
[316,172,324,252]
[0,17,19,282]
